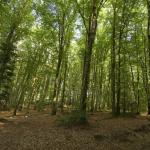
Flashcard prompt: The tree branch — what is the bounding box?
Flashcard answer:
[75,0,88,33]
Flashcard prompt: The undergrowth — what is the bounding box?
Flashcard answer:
[57,111,88,127]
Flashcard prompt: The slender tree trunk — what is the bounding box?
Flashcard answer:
[137,66,140,114]
[147,0,150,114]
[111,4,116,114]
[123,80,126,114]
[116,0,127,115]
[116,30,122,115]
[51,14,65,115]
[13,74,29,116]
[129,56,136,101]
[60,59,68,112]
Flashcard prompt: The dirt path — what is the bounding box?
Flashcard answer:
[0,111,150,150]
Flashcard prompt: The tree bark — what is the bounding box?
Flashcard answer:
[147,0,150,114]
[51,14,65,115]
[111,4,116,115]
[60,59,67,112]
[80,0,100,113]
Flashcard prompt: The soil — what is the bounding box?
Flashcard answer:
[0,111,150,150]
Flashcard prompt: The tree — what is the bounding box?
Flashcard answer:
[0,0,33,110]
[76,0,106,114]
[146,0,150,114]
[111,1,117,114]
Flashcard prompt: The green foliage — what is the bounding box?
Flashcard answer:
[0,0,150,115]
[35,101,47,112]
[0,0,34,110]
[57,111,88,127]
[113,112,137,118]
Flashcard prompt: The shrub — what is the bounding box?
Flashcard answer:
[57,111,88,127]
[35,101,45,112]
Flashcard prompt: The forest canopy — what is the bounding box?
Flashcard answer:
[0,0,150,117]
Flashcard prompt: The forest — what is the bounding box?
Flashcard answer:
[0,0,150,150]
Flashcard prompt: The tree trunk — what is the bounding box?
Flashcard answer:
[60,59,68,112]
[116,30,122,115]
[111,4,116,114]
[116,0,127,115]
[147,0,150,114]
[80,0,99,114]
[51,14,65,115]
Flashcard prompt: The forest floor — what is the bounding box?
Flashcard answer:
[0,110,150,150]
